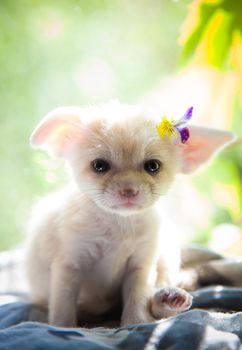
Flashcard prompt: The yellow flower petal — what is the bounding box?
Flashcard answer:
[157,116,176,138]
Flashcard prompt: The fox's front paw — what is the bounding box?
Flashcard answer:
[151,287,193,319]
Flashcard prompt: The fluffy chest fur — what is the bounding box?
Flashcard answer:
[66,197,160,312]
[27,187,160,299]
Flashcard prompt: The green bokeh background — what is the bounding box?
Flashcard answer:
[0,0,241,251]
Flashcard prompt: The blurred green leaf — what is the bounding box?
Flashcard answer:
[180,0,242,69]
[179,2,217,63]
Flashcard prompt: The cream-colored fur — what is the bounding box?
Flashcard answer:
[25,102,234,327]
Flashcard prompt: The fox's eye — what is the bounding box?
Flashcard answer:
[91,159,111,173]
[144,159,161,174]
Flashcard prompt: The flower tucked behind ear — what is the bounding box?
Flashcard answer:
[156,116,177,138]
[156,107,193,144]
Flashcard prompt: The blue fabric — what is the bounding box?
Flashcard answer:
[0,302,154,350]
[0,297,242,350]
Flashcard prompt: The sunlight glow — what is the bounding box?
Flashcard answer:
[210,224,241,253]
[75,59,115,100]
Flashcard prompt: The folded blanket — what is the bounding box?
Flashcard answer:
[0,245,241,350]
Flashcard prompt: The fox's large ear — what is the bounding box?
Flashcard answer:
[30,107,87,157]
[180,125,235,174]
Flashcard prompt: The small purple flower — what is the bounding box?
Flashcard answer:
[182,107,193,122]
[174,106,193,143]
[178,127,190,144]
[175,106,193,128]
[156,106,193,144]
